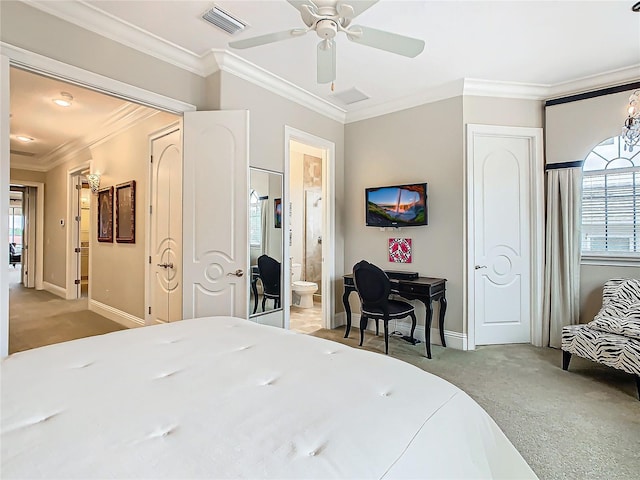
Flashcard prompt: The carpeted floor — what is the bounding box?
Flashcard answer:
[9,273,125,354]
[311,328,640,480]
[8,271,639,479]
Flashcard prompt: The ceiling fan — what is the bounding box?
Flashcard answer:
[228,0,425,85]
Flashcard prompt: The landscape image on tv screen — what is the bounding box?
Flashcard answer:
[366,184,427,227]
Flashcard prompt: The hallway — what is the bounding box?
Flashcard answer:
[9,267,125,354]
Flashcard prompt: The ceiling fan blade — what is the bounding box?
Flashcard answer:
[338,1,379,19]
[228,29,302,49]
[287,1,318,27]
[347,25,425,58]
[317,39,336,84]
[287,1,318,14]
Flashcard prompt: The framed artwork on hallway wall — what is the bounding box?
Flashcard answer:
[116,180,136,243]
[97,187,113,243]
[274,198,282,228]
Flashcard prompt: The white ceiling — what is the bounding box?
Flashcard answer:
[47,0,640,109]
[10,68,134,166]
[8,1,640,171]
[9,68,165,170]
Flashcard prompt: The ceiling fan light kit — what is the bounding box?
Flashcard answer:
[228,0,425,86]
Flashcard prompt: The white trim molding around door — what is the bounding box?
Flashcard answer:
[465,124,544,350]
[0,45,197,357]
[284,126,336,332]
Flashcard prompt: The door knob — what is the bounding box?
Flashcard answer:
[475,265,487,270]
[157,263,168,268]
[226,269,244,277]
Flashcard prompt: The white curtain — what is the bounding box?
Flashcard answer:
[542,164,583,348]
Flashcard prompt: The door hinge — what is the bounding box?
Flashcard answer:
[74,279,81,285]
[149,256,152,264]
[148,306,151,314]
[75,247,81,253]
[150,205,152,214]
[150,155,153,163]
[75,184,82,190]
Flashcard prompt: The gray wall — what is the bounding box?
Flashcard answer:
[0,1,207,109]
[10,168,46,184]
[545,88,640,324]
[580,264,640,324]
[345,97,465,333]
[218,71,345,316]
[344,95,544,337]
[546,90,631,164]
[463,96,544,128]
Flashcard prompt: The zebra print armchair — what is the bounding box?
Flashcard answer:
[561,278,640,400]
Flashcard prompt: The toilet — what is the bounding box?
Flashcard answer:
[291,263,318,308]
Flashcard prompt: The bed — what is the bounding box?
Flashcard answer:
[1,317,537,479]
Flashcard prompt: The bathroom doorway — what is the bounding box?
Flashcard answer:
[288,138,327,334]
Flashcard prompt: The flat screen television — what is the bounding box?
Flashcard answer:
[365,183,428,227]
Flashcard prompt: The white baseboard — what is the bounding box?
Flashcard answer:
[89,300,144,329]
[43,281,66,299]
[335,313,468,350]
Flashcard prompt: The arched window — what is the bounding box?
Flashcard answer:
[249,190,262,247]
[581,136,639,258]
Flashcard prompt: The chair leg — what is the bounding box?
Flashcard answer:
[359,315,368,346]
[375,319,379,336]
[636,376,639,401]
[562,351,572,370]
[383,320,389,355]
[261,296,266,312]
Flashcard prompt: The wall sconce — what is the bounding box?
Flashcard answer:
[86,173,101,194]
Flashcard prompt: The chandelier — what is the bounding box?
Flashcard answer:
[622,89,640,152]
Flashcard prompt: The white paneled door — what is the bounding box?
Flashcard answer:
[182,111,249,320]
[150,128,182,323]
[468,125,543,346]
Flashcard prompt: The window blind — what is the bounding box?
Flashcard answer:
[581,169,638,255]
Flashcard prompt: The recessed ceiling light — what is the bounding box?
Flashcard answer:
[16,135,34,143]
[53,92,73,107]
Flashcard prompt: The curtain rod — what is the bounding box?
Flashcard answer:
[545,81,640,107]
[545,160,584,171]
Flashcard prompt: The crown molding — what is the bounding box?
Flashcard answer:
[26,0,205,76]
[462,78,549,100]
[207,49,347,124]
[546,64,640,100]
[345,80,465,124]
[32,104,160,172]
[12,1,640,125]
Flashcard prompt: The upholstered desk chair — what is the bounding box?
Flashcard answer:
[353,260,417,355]
[257,255,281,311]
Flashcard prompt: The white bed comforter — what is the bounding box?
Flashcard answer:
[1,317,537,479]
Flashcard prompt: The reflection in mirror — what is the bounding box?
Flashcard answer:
[249,168,284,318]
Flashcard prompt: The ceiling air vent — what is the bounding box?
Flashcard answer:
[201,5,247,35]
[331,87,370,105]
